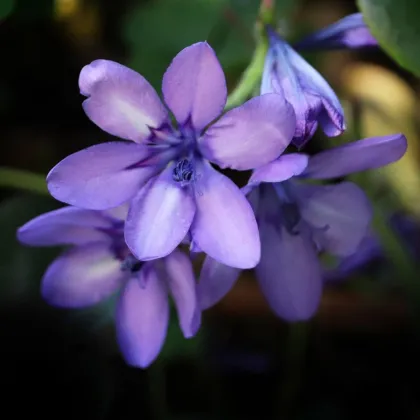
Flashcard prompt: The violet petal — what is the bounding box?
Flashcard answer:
[200,94,296,170]
[256,220,323,321]
[294,13,378,51]
[164,249,201,337]
[302,134,408,179]
[190,160,260,269]
[298,182,373,256]
[17,206,111,246]
[247,153,309,191]
[79,59,168,142]
[324,233,381,282]
[47,142,158,210]
[116,263,169,368]
[262,30,345,147]
[105,202,130,221]
[125,165,195,260]
[197,256,241,310]
[41,242,125,308]
[162,42,227,131]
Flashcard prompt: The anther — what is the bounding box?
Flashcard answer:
[172,158,194,186]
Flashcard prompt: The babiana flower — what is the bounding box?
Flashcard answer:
[262,26,345,148]
[47,42,296,269]
[198,134,407,321]
[17,205,200,368]
[325,214,420,282]
[294,13,378,51]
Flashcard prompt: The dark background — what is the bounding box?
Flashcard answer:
[1,0,420,419]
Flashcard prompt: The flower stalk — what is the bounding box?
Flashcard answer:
[225,0,276,109]
[0,167,48,195]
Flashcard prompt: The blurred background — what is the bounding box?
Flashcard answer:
[1,0,420,419]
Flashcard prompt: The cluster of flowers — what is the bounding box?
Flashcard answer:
[18,13,407,367]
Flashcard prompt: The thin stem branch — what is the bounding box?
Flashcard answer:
[0,167,48,195]
[225,0,276,110]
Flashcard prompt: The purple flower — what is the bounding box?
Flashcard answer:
[325,213,420,282]
[197,134,407,321]
[323,232,380,282]
[46,42,296,269]
[294,13,378,51]
[261,27,345,148]
[17,204,200,368]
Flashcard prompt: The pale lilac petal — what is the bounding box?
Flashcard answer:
[79,60,168,142]
[164,249,200,337]
[302,134,408,179]
[197,256,241,310]
[256,220,322,321]
[247,154,309,190]
[200,94,296,170]
[191,161,260,269]
[294,13,378,51]
[105,202,130,221]
[116,263,169,368]
[47,142,159,210]
[298,182,373,256]
[41,242,125,308]
[125,165,195,260]
[17,206,112,246]
[162,42,227,130]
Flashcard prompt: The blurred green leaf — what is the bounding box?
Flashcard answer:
[124,0,227,89]
[0,194,59,299]
[67,294,118,333]
[14,0,53,20]
[159,312,204,362]
[124,0,300,92]
[0,167,48,195]
[358,0,420,76]
[0,0,14,19]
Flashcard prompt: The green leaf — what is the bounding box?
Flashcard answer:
[159,312,204,362]
[358,0,420,76]
[0,0,14,19]
[0,167,48,195]
[124,0,227,89]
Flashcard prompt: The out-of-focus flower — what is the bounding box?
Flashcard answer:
[325,214,420,282]
[262,27,345,148]
[294,13,378,51]
[198,134,407,321]
[17,205,200,368]
[47,42,296,269]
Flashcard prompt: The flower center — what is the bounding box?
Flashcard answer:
[172,158,195,186]
[121,254,143,273]
[273,182,301,235]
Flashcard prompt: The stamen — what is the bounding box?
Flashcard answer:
[172,158,195,186]
[273,183,301,235]
[121,254,143,273]
[281,202,301,235]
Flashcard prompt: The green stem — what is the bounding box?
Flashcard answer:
[225,0,276,110]
[0,167,48,195]
[148,361,167,420]
[225,40,267,109]
[277,322,308,417]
